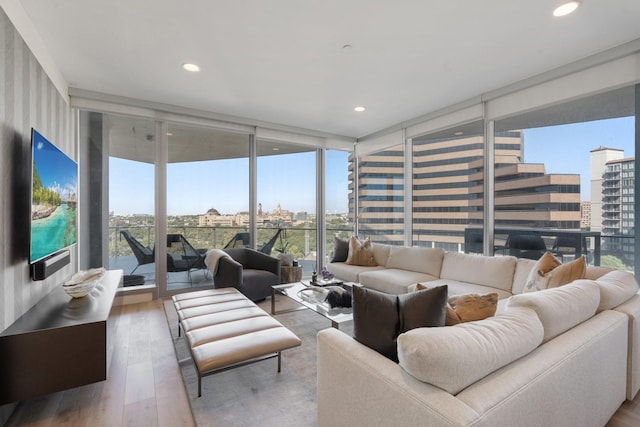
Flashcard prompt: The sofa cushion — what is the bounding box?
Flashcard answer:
[326,262,384,283]
[386,246,444,276]
[416,279,512,301]
[331,237,349,262]
[360,269,439,294]
[398,307,543,395]
[372,243,392,267]
[440,252,517,292]
[352,285,447,362]
[585,265,615,280]
[506,279,599,343]
[595,270,639,312]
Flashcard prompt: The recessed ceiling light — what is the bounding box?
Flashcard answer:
[553,1,580,17]
[354,106,366,112]
[182,63,200,72]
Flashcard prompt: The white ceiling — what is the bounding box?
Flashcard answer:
[16,0,640,138]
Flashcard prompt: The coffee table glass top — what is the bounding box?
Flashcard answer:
[271,281,355,328]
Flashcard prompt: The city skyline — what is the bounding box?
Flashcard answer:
[109,116,635,216]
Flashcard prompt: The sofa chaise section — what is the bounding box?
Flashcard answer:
[317,285,629,427]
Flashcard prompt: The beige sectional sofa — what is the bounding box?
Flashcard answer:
[320,244,640,427]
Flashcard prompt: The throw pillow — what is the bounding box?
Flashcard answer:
[345,236,377,266]
[523,252,587,292]
[448,292,499,322]
[398,286,448,332]
[331,236,349,263]
[416,284,497,325]
[546,255,587,288]
[523,251,561,293]
[352,286,399,361]
[352,285,448,362]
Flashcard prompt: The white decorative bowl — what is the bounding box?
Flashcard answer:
[63,268,105,298]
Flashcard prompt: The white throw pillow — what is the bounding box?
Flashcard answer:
[506,280,599,343]
[397,307,543,395]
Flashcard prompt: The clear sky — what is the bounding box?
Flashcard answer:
[33,130,78,200]
[522,116,635,200]
[110,149,351,215]
[109,116,635,215]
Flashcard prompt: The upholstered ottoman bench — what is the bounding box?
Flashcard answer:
[172,288,302,396]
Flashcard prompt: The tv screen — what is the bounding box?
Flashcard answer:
[30,129,78,264]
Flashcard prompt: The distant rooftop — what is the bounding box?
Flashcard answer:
[606,157,636,164]
[590,146,625,153]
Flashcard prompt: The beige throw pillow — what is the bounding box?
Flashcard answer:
[547,256,587,288]
[449,293,499,323]
[345,236,377,267]
[416,284,497,325]
[523,252,586,292]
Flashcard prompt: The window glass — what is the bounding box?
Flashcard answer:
[166,123,250,290]
[325,149,353,263]
[412,122,484,252]
[494,87,635,270]
[107,115,157,284]
[356,144,405,245]
[257,140,316,276]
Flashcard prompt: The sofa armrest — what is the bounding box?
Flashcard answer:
[614,292,640,400]
[317,328,477,427]
[213,256,243,288]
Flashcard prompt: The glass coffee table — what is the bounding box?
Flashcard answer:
[271,281,355,329]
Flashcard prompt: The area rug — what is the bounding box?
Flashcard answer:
[163,295,353,427]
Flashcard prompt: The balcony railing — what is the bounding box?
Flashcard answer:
[109,224,353,287]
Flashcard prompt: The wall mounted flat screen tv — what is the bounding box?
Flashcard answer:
[30,129,78,264]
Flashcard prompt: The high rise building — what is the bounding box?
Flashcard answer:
[353,131,581,250]
[590,147,625,233]
[600,157,636,265]
[581,201,592,229]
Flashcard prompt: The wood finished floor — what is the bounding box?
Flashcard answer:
[5,298,640,427]
[6,299,194,427]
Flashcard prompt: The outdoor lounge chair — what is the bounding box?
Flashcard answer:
[120,230,154,274]
[223,228,283,255]
[166,234,209,285]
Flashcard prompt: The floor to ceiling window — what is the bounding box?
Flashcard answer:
[356,144,405,245]
[325,149,353,263]
[106,114,157,285]
[411,121,484,252]
[494,86,636,270]
[257,140,317,275]
[165,122,250,290]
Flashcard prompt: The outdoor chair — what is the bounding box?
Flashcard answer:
[223,228,283,255]
[503,233,547,260]
[166,234,209,285]
[120,230,155,274]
